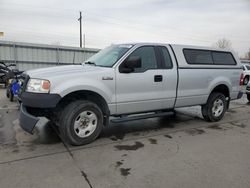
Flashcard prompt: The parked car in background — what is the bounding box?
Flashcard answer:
[246,82,250,102]
[19,43,243,145]
[0,70,5,86]
[242,64,250,85]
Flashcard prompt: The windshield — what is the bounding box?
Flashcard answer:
[85,44,133,67]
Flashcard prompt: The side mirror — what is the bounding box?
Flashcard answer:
[120,56,142,73]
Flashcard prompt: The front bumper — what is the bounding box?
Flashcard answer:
[21,92,61,108]
[19,104,39,134]
[19,92,61,134]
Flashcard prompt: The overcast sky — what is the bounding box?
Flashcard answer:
[0,0,249,56]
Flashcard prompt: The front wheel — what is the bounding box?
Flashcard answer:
[9,90,14,102]
[59,100,103,146]
[202,92,226,122]
[6,89,10,98]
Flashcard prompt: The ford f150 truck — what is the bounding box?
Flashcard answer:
[19,43,243,145]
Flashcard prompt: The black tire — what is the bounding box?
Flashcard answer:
[59,100,103,146]
[6,89,10,98]
[247,94,250,102]
[9,92,14,102]
[201,92,226,122]
[243,76,249,85]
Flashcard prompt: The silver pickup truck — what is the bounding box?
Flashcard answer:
[19,43,243,145]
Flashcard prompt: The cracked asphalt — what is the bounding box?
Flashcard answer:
[0,88,250,188]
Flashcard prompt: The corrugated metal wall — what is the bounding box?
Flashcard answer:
[0,41,99,71]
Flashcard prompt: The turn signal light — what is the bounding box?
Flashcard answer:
[42,80,50,90]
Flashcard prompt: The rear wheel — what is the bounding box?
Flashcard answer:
[202,92,226,122]
[59,100,103,146]
[247,94,250,102]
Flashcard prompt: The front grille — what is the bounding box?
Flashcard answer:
[18,73,29,96]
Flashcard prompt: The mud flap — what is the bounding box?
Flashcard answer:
[19,104,39,134]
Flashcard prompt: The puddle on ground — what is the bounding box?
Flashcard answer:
[109,132,126,141]
[116,161,123,168]
[114,141,144,151]
[227,109,237,113]
[185,128,205,136]
[207,124,223,130]
[33,121,61,145]
[11,148,19,153]
[132,132,140,136]
[230,122,247,128]
[148,138,158,144]
[14,119,61,147]
[100,114,190,141]
[164,134,173,139]
[120,168,131,176]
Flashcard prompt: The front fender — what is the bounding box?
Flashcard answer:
[50,78,115,104]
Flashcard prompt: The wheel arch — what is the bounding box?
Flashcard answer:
[56,90,110,125]
[210,84,230,99]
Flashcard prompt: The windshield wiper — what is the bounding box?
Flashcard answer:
[84,61,96,66]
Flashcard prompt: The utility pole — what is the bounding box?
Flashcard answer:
[83,34,86,61]
[78,11,82,48]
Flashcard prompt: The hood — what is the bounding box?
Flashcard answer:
[26,65,111,79]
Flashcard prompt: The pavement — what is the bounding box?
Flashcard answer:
[0,88,250,188]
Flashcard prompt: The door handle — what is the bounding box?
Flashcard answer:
[154,75,163,82]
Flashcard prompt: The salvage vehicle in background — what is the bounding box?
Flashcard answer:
[19,43,243,145]
[0,68,5,86]
[246,82,250,102]
[0,62,23,101]
[0,61,10,87]
[242,64,250,85]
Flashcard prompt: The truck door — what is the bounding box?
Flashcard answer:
[115,45,177,114]
[157,45,178,109]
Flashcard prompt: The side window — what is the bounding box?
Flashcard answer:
[212,52,236,65]
[183,49,213,64]
[246,65,250,70]
[127,46,158,72]
[160,47,173,69]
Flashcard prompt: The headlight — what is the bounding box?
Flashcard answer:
[26,79,50,93]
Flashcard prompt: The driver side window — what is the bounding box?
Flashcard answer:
[127,46,158,72]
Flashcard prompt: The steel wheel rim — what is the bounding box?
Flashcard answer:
[244,78,249,85]
[74,110,98,138]
[212,99,224,117]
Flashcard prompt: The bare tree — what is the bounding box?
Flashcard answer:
[213,38,232,49]
[245,49,250,60]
